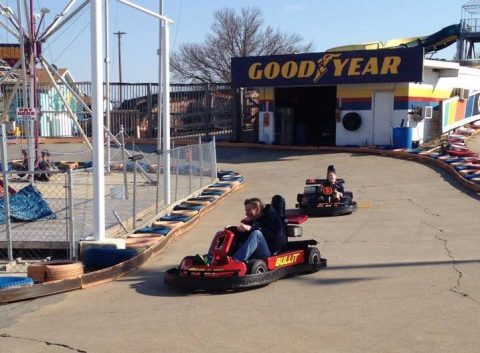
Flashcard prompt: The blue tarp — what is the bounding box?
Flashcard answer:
[0,185,57,224]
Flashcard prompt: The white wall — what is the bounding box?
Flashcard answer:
[336,109,410,146]
[336,110,372,146]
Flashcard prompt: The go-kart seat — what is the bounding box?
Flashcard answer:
[271,195,288,252]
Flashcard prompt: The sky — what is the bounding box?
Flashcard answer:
[0,0,473,82]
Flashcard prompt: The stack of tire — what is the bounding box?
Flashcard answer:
[26,260,84,283]
[125,237,161,254]
[217,170,244,184]
[82,248,137,270]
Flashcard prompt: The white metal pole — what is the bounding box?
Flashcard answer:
[27,0,34,173]
[156,0,162,152]
[105,0,111,173]
[0,124,13,261]
[91,0,105,241]
[162,22,170,205]
[115,0,172,22]
[16,0,28,106]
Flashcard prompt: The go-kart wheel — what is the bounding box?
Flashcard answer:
[247,259,267,274]
[306,247,321,265]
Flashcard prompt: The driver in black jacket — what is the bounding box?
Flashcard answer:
[232,198,285,262]
[323,165,344,200]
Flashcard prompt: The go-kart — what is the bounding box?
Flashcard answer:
[164,195,326,291]
[296,178,357,216]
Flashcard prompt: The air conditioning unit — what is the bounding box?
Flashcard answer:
[460,88,470,100]
[423,106,433,119]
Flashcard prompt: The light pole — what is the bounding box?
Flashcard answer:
[114,30,126,106]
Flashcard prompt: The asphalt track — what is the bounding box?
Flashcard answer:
[1,147,479,353]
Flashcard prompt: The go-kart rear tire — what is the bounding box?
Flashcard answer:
[247,259,267,274]
[306,247,321,265]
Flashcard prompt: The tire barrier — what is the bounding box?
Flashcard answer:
[125,237,159,249]
[171,209,199,217]
[189,196,218,202]
[182,200,211,206]
[217,170,236,178]
[45,261,84,282]
[151,221,184,229]
[159,214,193,222]
[27,260,79,283]
[202,189,226,196]
[82,248,137,269]
[133,226,171,236]
[221,175,244,183]
[210,182,234,189]
[173,203,205,211]
[0,277,34,290]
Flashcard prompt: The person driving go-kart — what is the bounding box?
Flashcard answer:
[231,197,285,262]
[323,165,344,201]
[164,194,326,291]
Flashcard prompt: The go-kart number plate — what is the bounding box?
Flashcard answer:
[322,186,333,195]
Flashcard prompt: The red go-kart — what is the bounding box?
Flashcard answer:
[164,195,326,291]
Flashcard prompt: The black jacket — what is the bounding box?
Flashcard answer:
[251,205,285,254]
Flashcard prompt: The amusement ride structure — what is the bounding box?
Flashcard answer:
[0,0,173,241]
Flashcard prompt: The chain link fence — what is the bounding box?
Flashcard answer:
[0,134,216,273]
[0,170,73,273]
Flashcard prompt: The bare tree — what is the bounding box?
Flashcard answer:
[171,7,313,83]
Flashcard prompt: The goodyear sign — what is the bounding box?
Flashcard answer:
[231,47,423,88]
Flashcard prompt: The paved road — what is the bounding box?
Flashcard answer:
[1,148,479,353]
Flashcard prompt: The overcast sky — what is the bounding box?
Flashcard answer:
[0,0,472,82]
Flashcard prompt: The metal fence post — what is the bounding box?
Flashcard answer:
[175,147,179,201]
[0,124,13,261]
[210,137,217,182]
[199,137,204,188]
[205,83,212,141]
[67,169,76,260]
[120,125,128,200]
[132,159,137,229]
[147,83,153,138]
[188,146,192,194]
[155,150,161,214]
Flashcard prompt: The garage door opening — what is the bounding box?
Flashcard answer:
[275,86,337,145]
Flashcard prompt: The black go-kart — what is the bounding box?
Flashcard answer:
[296,178,357,216]
[164,195,326,291]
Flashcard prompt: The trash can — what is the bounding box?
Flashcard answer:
[393,127,413,149]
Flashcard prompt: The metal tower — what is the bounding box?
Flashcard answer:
[456,0,480,65]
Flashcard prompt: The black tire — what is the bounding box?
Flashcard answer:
[306,247,321,265]
[247,259,268,274]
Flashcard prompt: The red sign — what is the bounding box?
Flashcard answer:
[16,107,37,120]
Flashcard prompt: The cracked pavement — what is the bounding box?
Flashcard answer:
[0,148,479,353]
